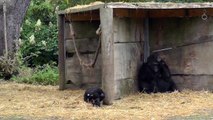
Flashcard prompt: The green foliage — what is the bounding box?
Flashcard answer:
[20,21,58,66]
[27,1,55,24]
[20,0,58,67]
[11,64,59,85]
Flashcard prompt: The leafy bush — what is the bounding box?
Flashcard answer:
[11,64,59,85]
[20,0,58,67]
[20,21,58,67]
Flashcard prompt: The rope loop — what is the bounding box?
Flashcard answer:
[66,14,101,68]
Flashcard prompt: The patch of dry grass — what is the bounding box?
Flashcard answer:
[0,81,213,120]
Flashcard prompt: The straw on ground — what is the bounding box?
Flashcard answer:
[0,81,213,120]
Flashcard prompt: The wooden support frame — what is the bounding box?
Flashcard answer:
[65,10,100,22]
[58,14,66,90]
[100,8,114,105]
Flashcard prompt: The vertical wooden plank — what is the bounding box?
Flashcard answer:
[58,14,66,90]
[143,18,150,62]
[100,8,114,105]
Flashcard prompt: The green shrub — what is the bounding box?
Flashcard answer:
[12,64,59,85]
[20,0,58,67]
[20,21,58,67]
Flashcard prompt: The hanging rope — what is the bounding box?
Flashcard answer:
[91,25,101,67]
[66,15,101,68]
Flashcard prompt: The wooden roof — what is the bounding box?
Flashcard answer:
[58,2,213,14]
[59,2,213,21]
[107,2,213,9]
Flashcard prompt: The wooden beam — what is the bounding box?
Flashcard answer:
[100,8,114,105]
[114,9,146,18]
[188,9,213,17]
[114,8,213,18]
[58,14,66,90]
[63,8,213,21]
[107,2,213,9]
[65,10,100,21]
[149,9,185,18]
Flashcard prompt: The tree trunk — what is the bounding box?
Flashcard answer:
[0,0,31,55]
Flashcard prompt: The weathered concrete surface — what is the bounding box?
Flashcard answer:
[150,17,213,91]
[65,54,102,87]
[66,38,99,53]
[114,43,141,98]
[64,21,99,39]
[114,18,143,43]
[113,18,143,98]
[64,21,101,89]
[173,76,213,91]
[157,42,213,75]
[150,17,213,50]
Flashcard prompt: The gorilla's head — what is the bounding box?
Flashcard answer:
[147,53,162,73]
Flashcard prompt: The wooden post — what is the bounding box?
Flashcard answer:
[58,14,66,90]
[100,8,114,105]
[3,1,8,58]
[143,18,150,62]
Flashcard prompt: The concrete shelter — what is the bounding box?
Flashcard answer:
[58,2,213,104]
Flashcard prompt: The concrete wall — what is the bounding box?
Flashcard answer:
[65,21,101,89]
[150,17,213,91]
[113,17,143,98]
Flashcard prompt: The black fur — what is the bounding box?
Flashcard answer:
[84,87,105,107]
[137,54,177,93]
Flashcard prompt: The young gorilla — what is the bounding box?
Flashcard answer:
[137,53,177,93]
[84,87,105,107]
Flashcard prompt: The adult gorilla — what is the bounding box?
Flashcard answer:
[137,53,177,93]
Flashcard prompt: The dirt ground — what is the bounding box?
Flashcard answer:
[0,81,213,120]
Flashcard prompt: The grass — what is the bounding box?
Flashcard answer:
[11,64,59,85]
